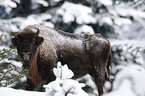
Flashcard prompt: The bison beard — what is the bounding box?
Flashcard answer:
[11,25,112,96]
[29,50,42,89]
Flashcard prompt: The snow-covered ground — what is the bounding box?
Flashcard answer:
[104,65,145,96]
[0,87,45,96]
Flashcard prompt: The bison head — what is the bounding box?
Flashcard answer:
[11,28,44,69]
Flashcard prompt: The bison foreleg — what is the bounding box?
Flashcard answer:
[25,78,36,91]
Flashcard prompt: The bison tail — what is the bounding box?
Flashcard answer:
[105,52,112,82]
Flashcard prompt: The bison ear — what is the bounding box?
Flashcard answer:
[36,36,44,45]
[11,38,17,47]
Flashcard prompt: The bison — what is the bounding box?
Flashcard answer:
[11,25,112,96]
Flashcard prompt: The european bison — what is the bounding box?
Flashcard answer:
[11,25,112,96]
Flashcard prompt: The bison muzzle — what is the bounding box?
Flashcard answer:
[11,25,112,96]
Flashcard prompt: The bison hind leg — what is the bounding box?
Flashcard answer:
[89,63,106,96]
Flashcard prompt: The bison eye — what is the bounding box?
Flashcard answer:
[17,40,21,45]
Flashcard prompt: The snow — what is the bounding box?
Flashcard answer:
[0,0,17,13]
[0,31,10,43]
[44,78,88,96]
[19,13,52,30]
[104,65,145,96]
[0,46,10,50]
[0,87,45,96]
[114,4,145,40]
[74,25,95,34]
[116,4,145,18]
[104,79,136,96]
[44,62,89,96]
[114,18,132,26]
[111,39,145,48]
[53,62,74,80]
[99,17,113,26]
[98,0,112,6]
[56,2,96,24]
[33,0,49,7]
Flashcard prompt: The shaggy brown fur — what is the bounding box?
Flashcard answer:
[29,50,42,88]
[11,25,112,96]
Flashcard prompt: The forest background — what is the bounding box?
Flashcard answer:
[0,0,145,96]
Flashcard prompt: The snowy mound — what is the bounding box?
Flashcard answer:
[44,62,89,96]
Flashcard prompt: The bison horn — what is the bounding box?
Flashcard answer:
[35,28,40,35]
